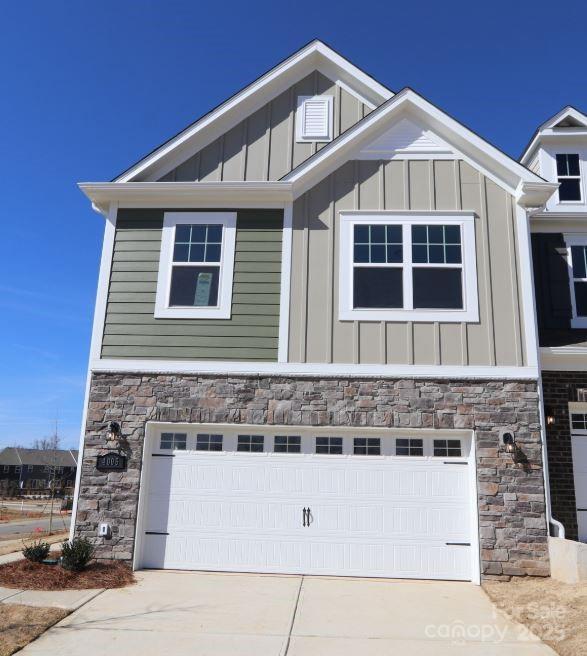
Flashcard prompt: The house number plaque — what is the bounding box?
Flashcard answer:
[96,452,127,472]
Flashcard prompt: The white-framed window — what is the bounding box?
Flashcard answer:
[2,465,8,473]
[196,434,223,451]
[237,435,264,452]
[296,95,333,142]
[27,465,34,472]
[556,153,582,202]
[315,437,343,455]
[339,212,478,322]
[15,466,21,473]
[160,432,187,450]
[396,438,424,456]
[154,212,237,319]
[353,437,381,455]
[274,435,301,453]
[565,234,587,328]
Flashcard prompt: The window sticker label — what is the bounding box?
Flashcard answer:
[194,271,213,306]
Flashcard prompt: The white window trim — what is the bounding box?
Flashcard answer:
[339,212,479,322]
[556,153,583,205]
[564,233,587,328]
[296,95,333,143]
[155,212,237,319]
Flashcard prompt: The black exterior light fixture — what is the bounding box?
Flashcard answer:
[545,407,556,426]
[106,421,121,442]
[501,431,516,454]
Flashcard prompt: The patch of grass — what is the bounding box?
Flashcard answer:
[484,577,587,656]
[0,604,68,656]
[0,558,135,591]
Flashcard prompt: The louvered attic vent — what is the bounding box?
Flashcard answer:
[296,95,333,142]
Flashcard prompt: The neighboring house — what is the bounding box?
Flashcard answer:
[0,447,78,494]
[74,40,561,583]
[521,106,587,543]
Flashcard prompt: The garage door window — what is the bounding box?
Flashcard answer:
[396,438,423,456]
[274,436,301,453]
[160,433,187,450]
[316,437,343,454]
[196,434,223,451]
[237,435,264,452]
[353,437,381,455]
[433,439,462,457]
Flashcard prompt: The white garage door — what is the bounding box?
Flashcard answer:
[138,428,477,581]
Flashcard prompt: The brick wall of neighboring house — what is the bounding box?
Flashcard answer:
[541,370,587,542]
[75,373,550,580]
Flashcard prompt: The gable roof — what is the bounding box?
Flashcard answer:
[520,106,587,164]
[0,447,78,467]
[281,87,556,207]
[113,39,393,184]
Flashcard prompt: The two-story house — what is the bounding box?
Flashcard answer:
[521,106,587,544]
[72,41,559,583]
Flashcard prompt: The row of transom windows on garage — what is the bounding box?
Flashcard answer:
[158,432,463,458]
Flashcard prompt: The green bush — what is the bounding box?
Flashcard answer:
[61,537,95,571]
[22,539,50,563]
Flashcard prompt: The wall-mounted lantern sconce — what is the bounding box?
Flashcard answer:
[545,408,555,426]
[501,431,516,454]
[106,421,121,442]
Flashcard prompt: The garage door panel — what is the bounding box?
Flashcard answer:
[141,437,475,580]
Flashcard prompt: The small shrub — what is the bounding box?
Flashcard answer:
[22,538,50,563]
[61,537,95,572]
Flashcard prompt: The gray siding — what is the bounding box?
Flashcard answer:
[159,72,372,182]
[103,209,283,361]
[288,160,527,367]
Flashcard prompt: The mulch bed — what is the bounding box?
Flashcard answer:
[0,558,136,590]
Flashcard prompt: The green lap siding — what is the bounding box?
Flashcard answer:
[102,209,283,361]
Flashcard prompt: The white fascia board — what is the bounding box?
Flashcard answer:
[92,358,538,380]
[79,182,294,215]
[115,41,392,183]
[541,347,587,371]
[515,181,559,208]
[284,89,549,203]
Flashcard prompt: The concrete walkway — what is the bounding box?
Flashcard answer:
[15,570,556,655]
[0,585,102,610]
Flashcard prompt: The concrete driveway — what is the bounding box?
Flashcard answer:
[19,571,555,655]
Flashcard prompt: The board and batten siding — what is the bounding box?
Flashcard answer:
[288,160,527,367]
[158,71,372,183]
[102,209,283,361]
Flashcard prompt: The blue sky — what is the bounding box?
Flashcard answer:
[1,1,585,449]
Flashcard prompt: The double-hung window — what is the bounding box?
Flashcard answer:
[556,154,582,202]
[155,212,237,319]
[340,213,478,322]
[565,234,587,327]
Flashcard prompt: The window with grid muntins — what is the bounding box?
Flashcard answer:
[571,245,587,316]
[571,413,587,431]
[353,437,381,455]
[411,225,463,309]
[556,154,582,202]
[433,439,462,457]
[274,436,301,453]
[169,223,223,307]
[196,434,223,451]
[237,435,264,452]
[315,437,343,455]
[160,433,187,450]
[396,438,424,456]
[350,221,464,312]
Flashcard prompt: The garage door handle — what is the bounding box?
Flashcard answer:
[307,507,312,526]
[446,542,470,546]
[302,507,307,527]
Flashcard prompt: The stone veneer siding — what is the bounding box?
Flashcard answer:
[542,370,587,542]
[76,373,550,580]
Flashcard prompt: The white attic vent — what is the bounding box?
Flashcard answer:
[296,95,333,142]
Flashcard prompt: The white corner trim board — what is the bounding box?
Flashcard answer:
[277,202,293,363]
[91,358,539,380]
